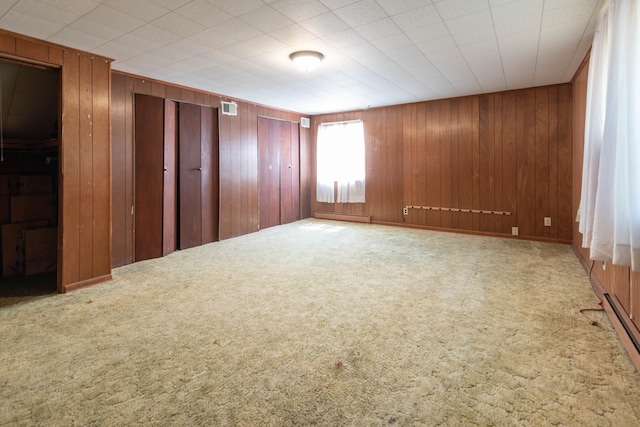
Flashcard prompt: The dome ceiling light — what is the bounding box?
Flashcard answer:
[289,50,324,72]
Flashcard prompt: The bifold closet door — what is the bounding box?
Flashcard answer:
[178,103,219,249]
[134,95,177,261]
[280,121,300,225]
[259,116,281,229]
[258,117,300,230]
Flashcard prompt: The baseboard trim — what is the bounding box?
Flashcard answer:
[62,274,112,293]
[314,212,371,223]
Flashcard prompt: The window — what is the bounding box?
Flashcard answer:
[578,0,640,271]
[316,120,365,203]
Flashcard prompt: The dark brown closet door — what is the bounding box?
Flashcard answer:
[178,102,202,249]
[178,103,219,249]
[134,94,177,261]
[200,106,219,244]
[162,100,177,256]
[259,116,281,229]
[258,117,300,229]
[280,122,300,225]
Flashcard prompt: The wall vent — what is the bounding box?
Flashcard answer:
[301,117,310,128]
[221,101,237,116]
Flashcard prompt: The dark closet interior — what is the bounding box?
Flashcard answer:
[0,58,60,305]
[134,94,219,262]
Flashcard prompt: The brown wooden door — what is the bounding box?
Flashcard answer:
[259,117,281,229]
[200,106,219,244]
[179,102,203,249]
[162,100,177,256]
[280,121,300,224]
[134,94,177,261]
[178,103,219,249]
[258,117,300,229]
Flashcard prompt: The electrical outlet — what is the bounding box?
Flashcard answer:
[402,207,408,216]
[512,227,519,236]
[601,261,606,271]
[544,217,551,227]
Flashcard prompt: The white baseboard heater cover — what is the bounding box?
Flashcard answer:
[314,212,371,223]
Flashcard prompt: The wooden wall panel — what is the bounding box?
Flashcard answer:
[0,29,113,291]
[111,71,311,262]
[311,84,573,242]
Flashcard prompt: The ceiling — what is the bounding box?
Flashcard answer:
[0,0,608,115]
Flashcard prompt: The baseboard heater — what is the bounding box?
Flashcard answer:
[314,212,371,224]
[603,293,640,356]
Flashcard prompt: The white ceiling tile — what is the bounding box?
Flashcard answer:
[14,0,77,25]
[368,33,412,53]
[452,25,496,45]
[391,4,441,31]
[240,5,293,33]
[405,21,450,44]
[70,17,125,41]
[376,0,433,16]
[103,0,169,22]
[84,5,146,33]
[271,0,329,22]
[416,35,457,55]
[213,18,263,42]
[354,18,402,41]
[494,15,541,37]
[188,29,236,50]
[491,0,543,22]
[49,27,108,51]
[323,29,365,48]
[542,0,599,27]
[445,10,493,34]
[270,24,317,45]
[175,1,233,27]
[148,0,191,10]
[434,0,490,20]
[129,24,181,47]
[213,0,266,17]
[333,0,387,27]
[39,0,99,16]
[301,12,350,37]
[153,13,206,38]
[0,10,62,39]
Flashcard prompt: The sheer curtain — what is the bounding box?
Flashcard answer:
[578,0,640,271]
[316,120,365,203]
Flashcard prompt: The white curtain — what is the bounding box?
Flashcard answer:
[578,0,640,271]
[316,120,366,203]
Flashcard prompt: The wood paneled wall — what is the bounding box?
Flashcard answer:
[571,53,640,332]
[111,72,311,267]
[0,29,112,292]
[311,85,573,242]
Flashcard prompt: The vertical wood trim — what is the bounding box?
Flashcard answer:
[61,50,81,287]
[78,55,94,281]
[111,73,127,267]
[92,58,111,276]
[535,87,550,237]
[163,100,177,255]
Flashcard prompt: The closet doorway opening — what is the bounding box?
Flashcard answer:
[0,57,60,306]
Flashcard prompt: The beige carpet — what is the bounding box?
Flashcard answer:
[1,219,639,426]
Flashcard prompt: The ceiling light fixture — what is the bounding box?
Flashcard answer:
[289,50,324,72]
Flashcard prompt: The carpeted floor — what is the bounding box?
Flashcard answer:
[1,219,639,426]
